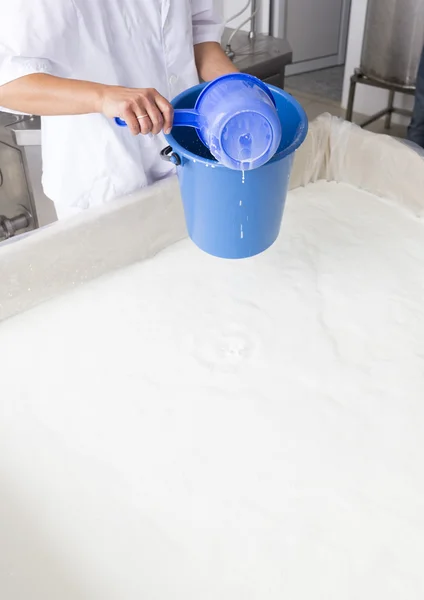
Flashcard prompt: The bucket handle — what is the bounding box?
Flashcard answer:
[114,109,203,130]
[160,146,182,166]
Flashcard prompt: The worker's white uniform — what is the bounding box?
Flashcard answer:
[0,1,223,217]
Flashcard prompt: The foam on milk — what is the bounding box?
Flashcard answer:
[1,181,424,599]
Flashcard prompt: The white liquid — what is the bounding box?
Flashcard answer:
[1,182,424,599]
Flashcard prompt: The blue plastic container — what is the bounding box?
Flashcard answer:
[161,83,308,259]
[172,73,282,171]
[116,73,282,171]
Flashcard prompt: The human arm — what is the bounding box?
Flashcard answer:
[0,74,174,135]
[194,42,239,81]
[191,1,239,81]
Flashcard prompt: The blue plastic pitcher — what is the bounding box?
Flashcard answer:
[160,83,308,259]
[115,73,282,171]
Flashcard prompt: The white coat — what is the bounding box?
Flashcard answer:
[0,1,223,217]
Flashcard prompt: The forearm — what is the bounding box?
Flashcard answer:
[0,73,174,135]
[194,42,238,81]
[0,74,104,116]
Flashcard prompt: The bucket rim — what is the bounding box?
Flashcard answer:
[164,83,309,168]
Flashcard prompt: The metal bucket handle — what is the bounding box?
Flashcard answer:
[160,146,182,166]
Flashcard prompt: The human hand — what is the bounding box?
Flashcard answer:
[99,86,174,136]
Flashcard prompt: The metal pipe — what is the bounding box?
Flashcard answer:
[0,208,32,241]
[226,0,260,52]
[249,0,258,39]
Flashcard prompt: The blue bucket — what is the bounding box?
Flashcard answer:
[161,83,308,259]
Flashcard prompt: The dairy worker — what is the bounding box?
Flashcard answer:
[0,1,238,219]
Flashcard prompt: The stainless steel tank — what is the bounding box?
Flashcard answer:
[361,0,424,87]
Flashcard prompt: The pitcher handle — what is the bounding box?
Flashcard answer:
[115,109,203,130]
[172,109,203,129]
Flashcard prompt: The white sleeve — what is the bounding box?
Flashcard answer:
[0,54,54,88]
[191,0,224,45]
[0,2,75,88]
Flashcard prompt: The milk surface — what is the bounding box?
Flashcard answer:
[1,181,424,599]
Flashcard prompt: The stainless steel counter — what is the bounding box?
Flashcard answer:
[223,29,292,89]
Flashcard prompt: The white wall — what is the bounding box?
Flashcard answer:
[221,0,271,35]
[341,0,413,121]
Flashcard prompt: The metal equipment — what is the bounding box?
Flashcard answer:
[0,114,57,243]
[222,28,292,89]
[0,114,40,242]
[223,0,293,86]
[346,0,424,128]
